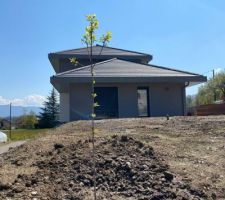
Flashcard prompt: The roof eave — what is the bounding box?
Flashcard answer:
[51,75,207,93]
[50,53,151,60]
[51,75,207,84]
[48,53,59,73]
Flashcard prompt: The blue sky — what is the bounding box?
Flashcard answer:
[0,0,225,106]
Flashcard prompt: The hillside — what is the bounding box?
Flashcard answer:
[0,105,41,117]
[0,116,225,199]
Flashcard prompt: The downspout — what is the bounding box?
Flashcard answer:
[182,82,190,116]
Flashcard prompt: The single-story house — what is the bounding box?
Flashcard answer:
[49,45,207,122]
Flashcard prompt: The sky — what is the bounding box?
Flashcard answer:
[0,0,225,106]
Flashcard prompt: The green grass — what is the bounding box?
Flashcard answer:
[1,129,50,141]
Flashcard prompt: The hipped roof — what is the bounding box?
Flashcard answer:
[50,45,152,58]
[48,45,152,73]
[51,58,207,86]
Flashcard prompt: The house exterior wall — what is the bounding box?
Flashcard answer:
[70,83,92,120]
[67,83,185,121]
[118,84,138,117]
[59,93,70,122]
[149,84,184,116]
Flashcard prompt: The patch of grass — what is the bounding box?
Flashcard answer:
[1,129,50,141]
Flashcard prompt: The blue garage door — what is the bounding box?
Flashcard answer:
[94,87,119,118]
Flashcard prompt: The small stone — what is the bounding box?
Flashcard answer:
[54,143,64,149]
[142,164,148,170]
[121,135,128,142]
[31,191,38,196]
[0,183,11,190]
[83,179,90,186]
[126,162,131,168]
[25,182,31,187]
[211,192,217,200]
[163,171,174,181]
[13,186,24,193]
[79,182,84,187]
[55,178,62,184]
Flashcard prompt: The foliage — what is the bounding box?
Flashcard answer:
[216,73,225,99]
[17,111,37,129]
[38,88,59,128]
[70,14,112,200]
[196,72,225,105]
[186,95,196,108]
[80,14,112,47]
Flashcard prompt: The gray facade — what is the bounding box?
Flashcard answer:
[49,45,207,122]
[65,82,185,121]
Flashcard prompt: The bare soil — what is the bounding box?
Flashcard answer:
[0,141,26,155]
[0,116,225,199]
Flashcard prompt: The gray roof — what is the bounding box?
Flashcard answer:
[49,45,153,73]
[52,45,152,58]
[51,58,207,85]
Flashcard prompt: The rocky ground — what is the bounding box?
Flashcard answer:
[0,116,225,199]
[0,141,26,155]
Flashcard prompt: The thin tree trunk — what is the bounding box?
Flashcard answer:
[90,29,97,200]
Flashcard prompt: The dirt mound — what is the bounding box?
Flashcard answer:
[0,135,207,200]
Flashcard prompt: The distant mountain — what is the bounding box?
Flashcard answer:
[0,105,41,117]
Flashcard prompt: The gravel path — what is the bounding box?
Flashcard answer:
[0,141,26,155]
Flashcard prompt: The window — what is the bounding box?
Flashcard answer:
[137,88,149,117]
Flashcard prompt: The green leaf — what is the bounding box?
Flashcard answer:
[91,113,96,118]
[100,31,112,43]
[92,93,97,98]
[93,102,100,107]
[82,14,100,45]
[69,57,79,66]
[86,14,96,21]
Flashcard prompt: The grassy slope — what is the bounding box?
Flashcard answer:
[1,129,49,141]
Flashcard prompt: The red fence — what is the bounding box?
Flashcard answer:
[196,103,225,116]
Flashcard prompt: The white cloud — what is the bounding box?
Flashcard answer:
[0,94,46,107]
[214,68,224,74]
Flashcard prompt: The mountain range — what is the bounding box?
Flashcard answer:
[0,105,41,118]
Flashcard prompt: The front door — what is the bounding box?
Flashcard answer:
[137,87,149,117]
[94,87,119,118]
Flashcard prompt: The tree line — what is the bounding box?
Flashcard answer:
[0,89,59,130]
[38,88,59,128]
[187,72,225,108]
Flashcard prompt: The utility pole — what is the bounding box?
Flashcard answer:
[9,102,12,140]
[213,69,216,102]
